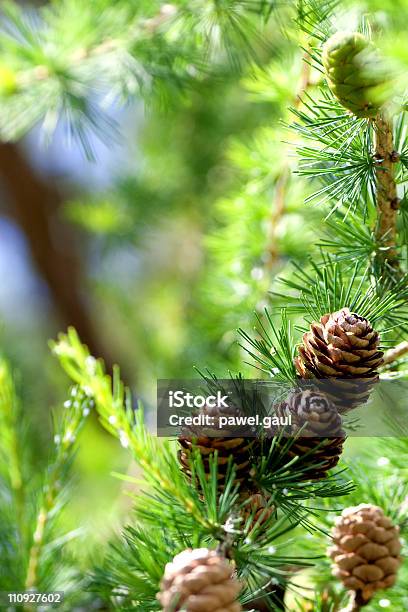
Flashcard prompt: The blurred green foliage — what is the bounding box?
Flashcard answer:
[0,0,408,608]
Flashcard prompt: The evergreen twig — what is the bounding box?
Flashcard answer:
[25,388,92,591]
[0,0,280,152]
[0,359,25,539]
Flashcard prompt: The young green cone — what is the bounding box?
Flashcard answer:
[322,31,392,118]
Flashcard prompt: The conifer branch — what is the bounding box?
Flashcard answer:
[374,113,400,271]
[25,388,92,591]
[25,509,47,591]
[0,360,25,539]
[0,0,279,149]
[53,329,223,528]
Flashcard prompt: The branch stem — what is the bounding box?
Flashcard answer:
[383,340,408,365]
[374,113,400,270]
[25,471,60,593]
[341,590,370,612]
[25,506,48,591]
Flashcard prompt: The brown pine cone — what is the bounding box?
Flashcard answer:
[241,493,275,532]
[267,389,345,480]
[295,308,384,412]
[178,402,257,494]
[329,504,403,603]
[275,388,343,437]
[157,548,242,612]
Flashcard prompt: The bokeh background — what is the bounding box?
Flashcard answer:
[1,0,407,569]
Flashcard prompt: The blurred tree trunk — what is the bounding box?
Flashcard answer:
[0,142,122,377]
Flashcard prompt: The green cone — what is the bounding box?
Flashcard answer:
[322,31,391,118]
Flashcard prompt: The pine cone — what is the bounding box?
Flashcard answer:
[329,504,403,603]
[295,308,383,412]
[157,548,242,612]
[268,389,345,480]
[241,493,275,532]
[322,31,391,118]
[178,403,257,494]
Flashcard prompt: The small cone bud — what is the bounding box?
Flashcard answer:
[241,493,275,532]
[322,31,392,118]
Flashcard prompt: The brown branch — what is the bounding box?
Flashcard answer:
[383,340,408,365]
[0,143,128,379]
[267,167,290,263]
[374,113,400,271]
[374,119,408,374]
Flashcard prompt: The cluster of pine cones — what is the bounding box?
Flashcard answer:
[179,307,382,495]
[156,22,402,610]
[156,307,398,611]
